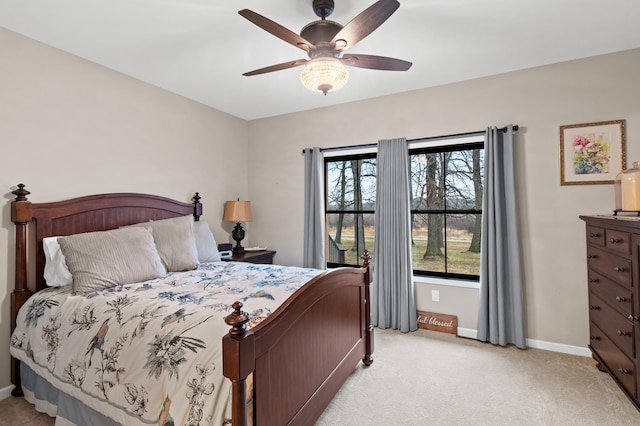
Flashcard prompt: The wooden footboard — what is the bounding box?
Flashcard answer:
[223,253,373,426]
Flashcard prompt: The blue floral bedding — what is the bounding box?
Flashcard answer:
[10,261,323,425]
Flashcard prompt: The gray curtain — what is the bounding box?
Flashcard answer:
[372,138,417,332]
[477,125,525,348]
[303,147,326,269]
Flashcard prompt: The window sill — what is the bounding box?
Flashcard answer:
[327,266,480,289]
[413,275,480,289]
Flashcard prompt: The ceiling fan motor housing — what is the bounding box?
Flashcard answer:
[300,20,342,56]
[313,0,335,18]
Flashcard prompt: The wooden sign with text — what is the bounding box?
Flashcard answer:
[417,311,458,335]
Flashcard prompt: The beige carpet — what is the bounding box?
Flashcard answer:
[1,328,638,425]
[317,328,639,425]
[0,393,54,426]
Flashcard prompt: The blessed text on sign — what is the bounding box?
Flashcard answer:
[417,311,458,335]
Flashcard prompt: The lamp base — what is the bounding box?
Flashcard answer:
[232,222,246,254]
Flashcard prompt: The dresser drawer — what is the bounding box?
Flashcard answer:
[587,246,632,288]
[586,225,605,247]
[590,322,637,398]
[588,270,634,318]
[605,229,631,255]
[589,293,635,358]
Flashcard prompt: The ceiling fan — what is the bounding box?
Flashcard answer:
[239,0,412,95]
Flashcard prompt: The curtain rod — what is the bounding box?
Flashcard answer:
[302,125,519,154]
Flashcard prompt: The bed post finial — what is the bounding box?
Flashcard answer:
[192,192,202,221]
[12,184,30,201]
[361,249,371,267]
[225,301,251,336]
[223,301,254,426]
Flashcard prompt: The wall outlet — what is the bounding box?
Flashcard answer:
[431,290,440,302]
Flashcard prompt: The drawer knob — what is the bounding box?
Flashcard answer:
[618,367,630,375]
[610,238,621,244]
[590,233,600,238]
[614,266,626,273]
[590,335,600,341]
[628,315,638,322]
[589,279,599,283]
[617,330,629,337]
[589,305,600,310]
[616,296,627,302]
[588,255,597,259]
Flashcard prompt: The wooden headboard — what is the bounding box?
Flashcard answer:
[9,184,202,393]
[11,184,202,292]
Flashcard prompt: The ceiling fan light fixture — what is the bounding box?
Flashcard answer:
[300,57,349,95]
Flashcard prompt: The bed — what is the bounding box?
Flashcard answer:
[8,184,374,426]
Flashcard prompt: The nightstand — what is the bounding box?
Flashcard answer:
[224,250,276,264]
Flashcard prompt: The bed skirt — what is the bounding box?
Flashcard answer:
[20,362,250,425]
[21,363,120,426]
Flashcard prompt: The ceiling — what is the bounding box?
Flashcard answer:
[2,0,640,121]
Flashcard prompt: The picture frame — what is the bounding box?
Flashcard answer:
[560,119,626,185]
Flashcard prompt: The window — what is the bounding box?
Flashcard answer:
[409,142,483,280]
[324,137,483,281]
[325,153,376,267]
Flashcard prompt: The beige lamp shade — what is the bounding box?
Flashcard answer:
[223,200,253,222]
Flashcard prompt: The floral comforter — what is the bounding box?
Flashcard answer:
[10,261,323,425]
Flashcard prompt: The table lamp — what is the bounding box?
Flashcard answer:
[223,199,253,254]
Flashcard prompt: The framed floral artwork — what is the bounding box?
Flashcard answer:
[560,119,626,185]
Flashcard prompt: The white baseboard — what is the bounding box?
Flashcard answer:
[525,338,591,357]
[0,384,16,401]
[456,327,591,357]
[457,327,477,340]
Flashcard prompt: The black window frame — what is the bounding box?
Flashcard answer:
[324,152,377,269]
[323,140,483,281]
[409,141,484,281]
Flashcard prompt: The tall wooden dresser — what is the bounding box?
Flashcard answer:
[580,215,640,409]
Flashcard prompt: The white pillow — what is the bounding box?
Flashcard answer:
[43,236,73,287]
[194,221,221,262]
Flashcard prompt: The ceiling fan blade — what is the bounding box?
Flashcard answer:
[239,9,315,52]
[330,0,400,51]
[341,54,412,71]
[243,59,309,76]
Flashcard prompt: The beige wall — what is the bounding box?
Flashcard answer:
[247,48,640,348]
[0,28,249,390]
